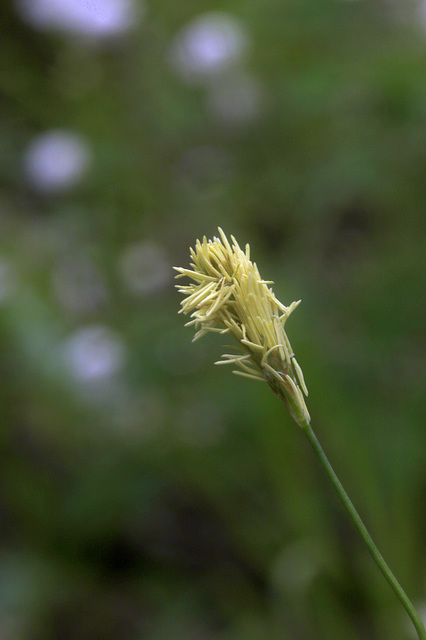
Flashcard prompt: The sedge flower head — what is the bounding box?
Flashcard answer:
[174,228,310,427]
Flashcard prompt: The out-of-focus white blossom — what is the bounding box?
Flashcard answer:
[168,12,248,82]
[15,0,142,38]
[23,130,91,193]
[63,325,126,381]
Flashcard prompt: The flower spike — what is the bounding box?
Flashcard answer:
[174,228,310,426]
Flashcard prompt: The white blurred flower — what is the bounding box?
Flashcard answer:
[23,130,91,193]
[119,241,170,295]
[15,0,142,37]
[63,325,126,381]
[207,73,263,126]
[168,12,248,82]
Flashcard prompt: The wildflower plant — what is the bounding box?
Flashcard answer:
[175,229,426,640]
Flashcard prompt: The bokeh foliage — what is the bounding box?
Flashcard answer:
[0,0,425,638]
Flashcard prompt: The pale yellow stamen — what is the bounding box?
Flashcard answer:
[174,228,310,426]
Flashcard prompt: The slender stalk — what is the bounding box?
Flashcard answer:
[300,421,425,640]
[175,230,424,636]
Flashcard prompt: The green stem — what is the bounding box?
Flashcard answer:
[301,421,425,640]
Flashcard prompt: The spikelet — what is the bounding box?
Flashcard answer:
[174,228,310,427]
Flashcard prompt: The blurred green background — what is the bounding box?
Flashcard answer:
[0,0,425,638]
